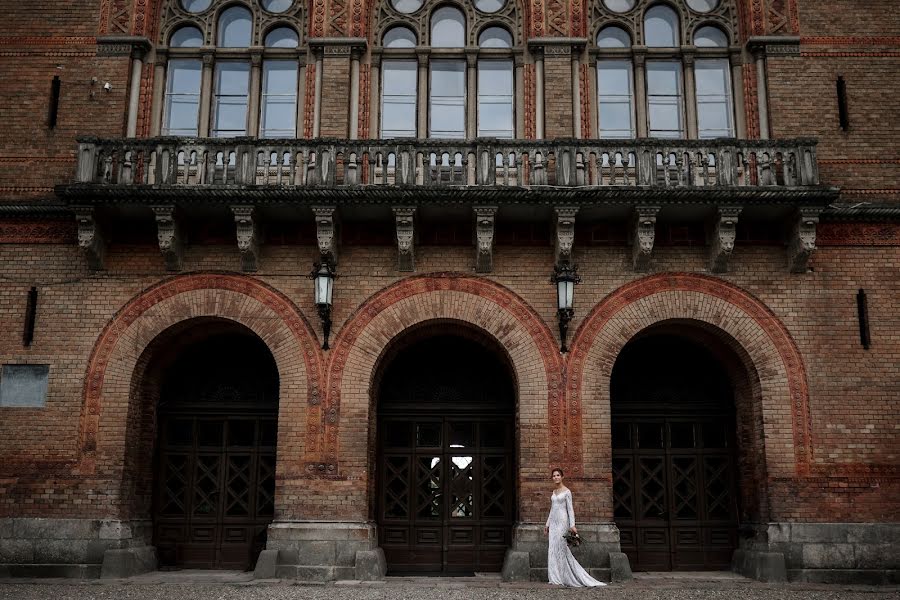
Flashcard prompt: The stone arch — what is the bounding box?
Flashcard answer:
[77,273,323,498]
[567,272,812,508]
[323,273,562,521]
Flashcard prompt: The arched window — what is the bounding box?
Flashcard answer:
[159,1,304,138]
[477,27,514,138]
[377,0,519,139]
[591,0,739,139]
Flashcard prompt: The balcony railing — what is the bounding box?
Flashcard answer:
[66,138,828,204]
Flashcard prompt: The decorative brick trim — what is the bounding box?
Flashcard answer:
[357,64,370,139]
[77,273,322,479]
[817,223,900,246]
[524,63,536,140]
[304,63,317,139]
[568,272,812,478]
[801,36,900,46]
[0,36,96,46]
[0,219,76,244]
[801,51,900,58]
[324,273,564,472]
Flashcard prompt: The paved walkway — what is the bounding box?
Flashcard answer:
[1,571,897,600]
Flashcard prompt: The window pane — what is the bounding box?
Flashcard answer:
[384,26,417,48]
[382,60,417,137]
[598,60,634,138]
[687,0,719,12]
[644,5,679,47]
[431,6,465,48]
[603,0,636,12]
[261,0,293,13]
[391,0,423,13]
[164,59,202,136]
[431,60,466,138]
[181,0,211,13]
[694,25,728,47]
[647,61,683,137]
[479,26,512,48]
[478,60,513,138]
[696,59,732,138]
[261,61,297,138]
[218,6,252,47]
[474,0,506,13]
[597,26,631,48]
[265,27,298,48]
[214,62,250,136]
[170,26,203,48]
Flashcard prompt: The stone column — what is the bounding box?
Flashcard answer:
[730,49,747,139]
[126,46,146,138]
[633,47,648,137]
[150,52,166,136]
[572,48,582,139]
[529,38,587,139]
[752,46,769,139]
[248,51,263,137]
[682,48,698,139]
[297,56,308,138]
[308,38,368,138]
[534,50,545,139]
[198,51,214,137]
[416,50,429,138]
[514,55,525,138]
[313,51,323,137]
[349,49,361,139]
[369,53,381,138]
[466,49,478,139]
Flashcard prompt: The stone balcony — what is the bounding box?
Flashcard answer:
[62,137,831,204]
[55,137,839,274]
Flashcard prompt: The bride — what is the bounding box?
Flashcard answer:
[544,468,607,587]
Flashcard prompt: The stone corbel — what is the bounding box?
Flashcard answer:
[312,205,339,266]
[554,206,579,266]
[709,206,742,273]
[393,206,416,272]
[632,206,660,272]
[232,205,259,272]
[474,206,497,273]
[788,207,822,273]
[75,206,106,270]
[152,205,183,272]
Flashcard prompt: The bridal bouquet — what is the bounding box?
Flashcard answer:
[563,530,582,548]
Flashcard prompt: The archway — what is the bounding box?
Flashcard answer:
[142,319,280,570]
[374,322,516,574]
[610,323,741,571]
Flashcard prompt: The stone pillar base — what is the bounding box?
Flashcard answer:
[735,522,900,585]
[510,523,631,582]
[0,518,154,579]
[259,521,381,581]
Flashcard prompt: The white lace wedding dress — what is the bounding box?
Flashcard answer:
[546,488,606,587]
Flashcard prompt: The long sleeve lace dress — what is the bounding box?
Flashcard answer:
[546,489,606,587]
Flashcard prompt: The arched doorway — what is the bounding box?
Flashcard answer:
[611,327,739,571]
[375,328,516,575]
[150,321,279,570]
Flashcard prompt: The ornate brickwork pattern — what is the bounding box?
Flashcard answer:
[546,0,568,36]
[524,64,536,139]
[580,63,590,139]
[567,273,813,478]
[329,0,349,36]
[0,219,76,244]
[312,0,328,37]
[531,0,545,37]
[304,63,317,139]
[571,0,585,37]
[743,64,760,139]
[358,64,370,139]
[817,223,900,246]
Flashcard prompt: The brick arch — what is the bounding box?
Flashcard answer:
[77,273,323,480]
[322,273,563,513]
[568,272,812,487]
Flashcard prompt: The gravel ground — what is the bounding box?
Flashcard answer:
[1,577,898,600]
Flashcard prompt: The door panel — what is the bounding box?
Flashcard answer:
[378,418,512,574]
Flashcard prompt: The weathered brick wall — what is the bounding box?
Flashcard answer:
[0,237,897,524]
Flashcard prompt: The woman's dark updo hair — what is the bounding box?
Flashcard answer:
[551,467,564,477]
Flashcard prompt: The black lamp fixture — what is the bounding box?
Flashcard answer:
[551,263,581,353]
[310,261,336,350]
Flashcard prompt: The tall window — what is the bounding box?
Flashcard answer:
[477,28,514,138]
[376,0,520,139]
[381,27,418,138]
[591,0,738,139]
[158,0,304,138]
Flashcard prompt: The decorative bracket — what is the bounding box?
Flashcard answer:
[231,205,259,272]
[474,206,497,273]
[152,205,183,272]
[74,206,105,270]
[392,206,416,272]
[788,207,822,273]
[709,206,742,273]
[312,205,339,266]
[632,205,660,272]
[554,206,579,266]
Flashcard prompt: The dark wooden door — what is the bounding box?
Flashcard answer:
[613,417,738,570]
[378,417,513,574]
[154,415,277,569]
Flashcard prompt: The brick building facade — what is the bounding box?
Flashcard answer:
[0,0,897,585]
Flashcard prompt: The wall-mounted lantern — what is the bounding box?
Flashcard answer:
[551,263,580,353]
[310,262,336,350]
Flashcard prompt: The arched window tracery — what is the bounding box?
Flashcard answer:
[373,0,522,139]
[590,0,742,139]
[156,0,306,137]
